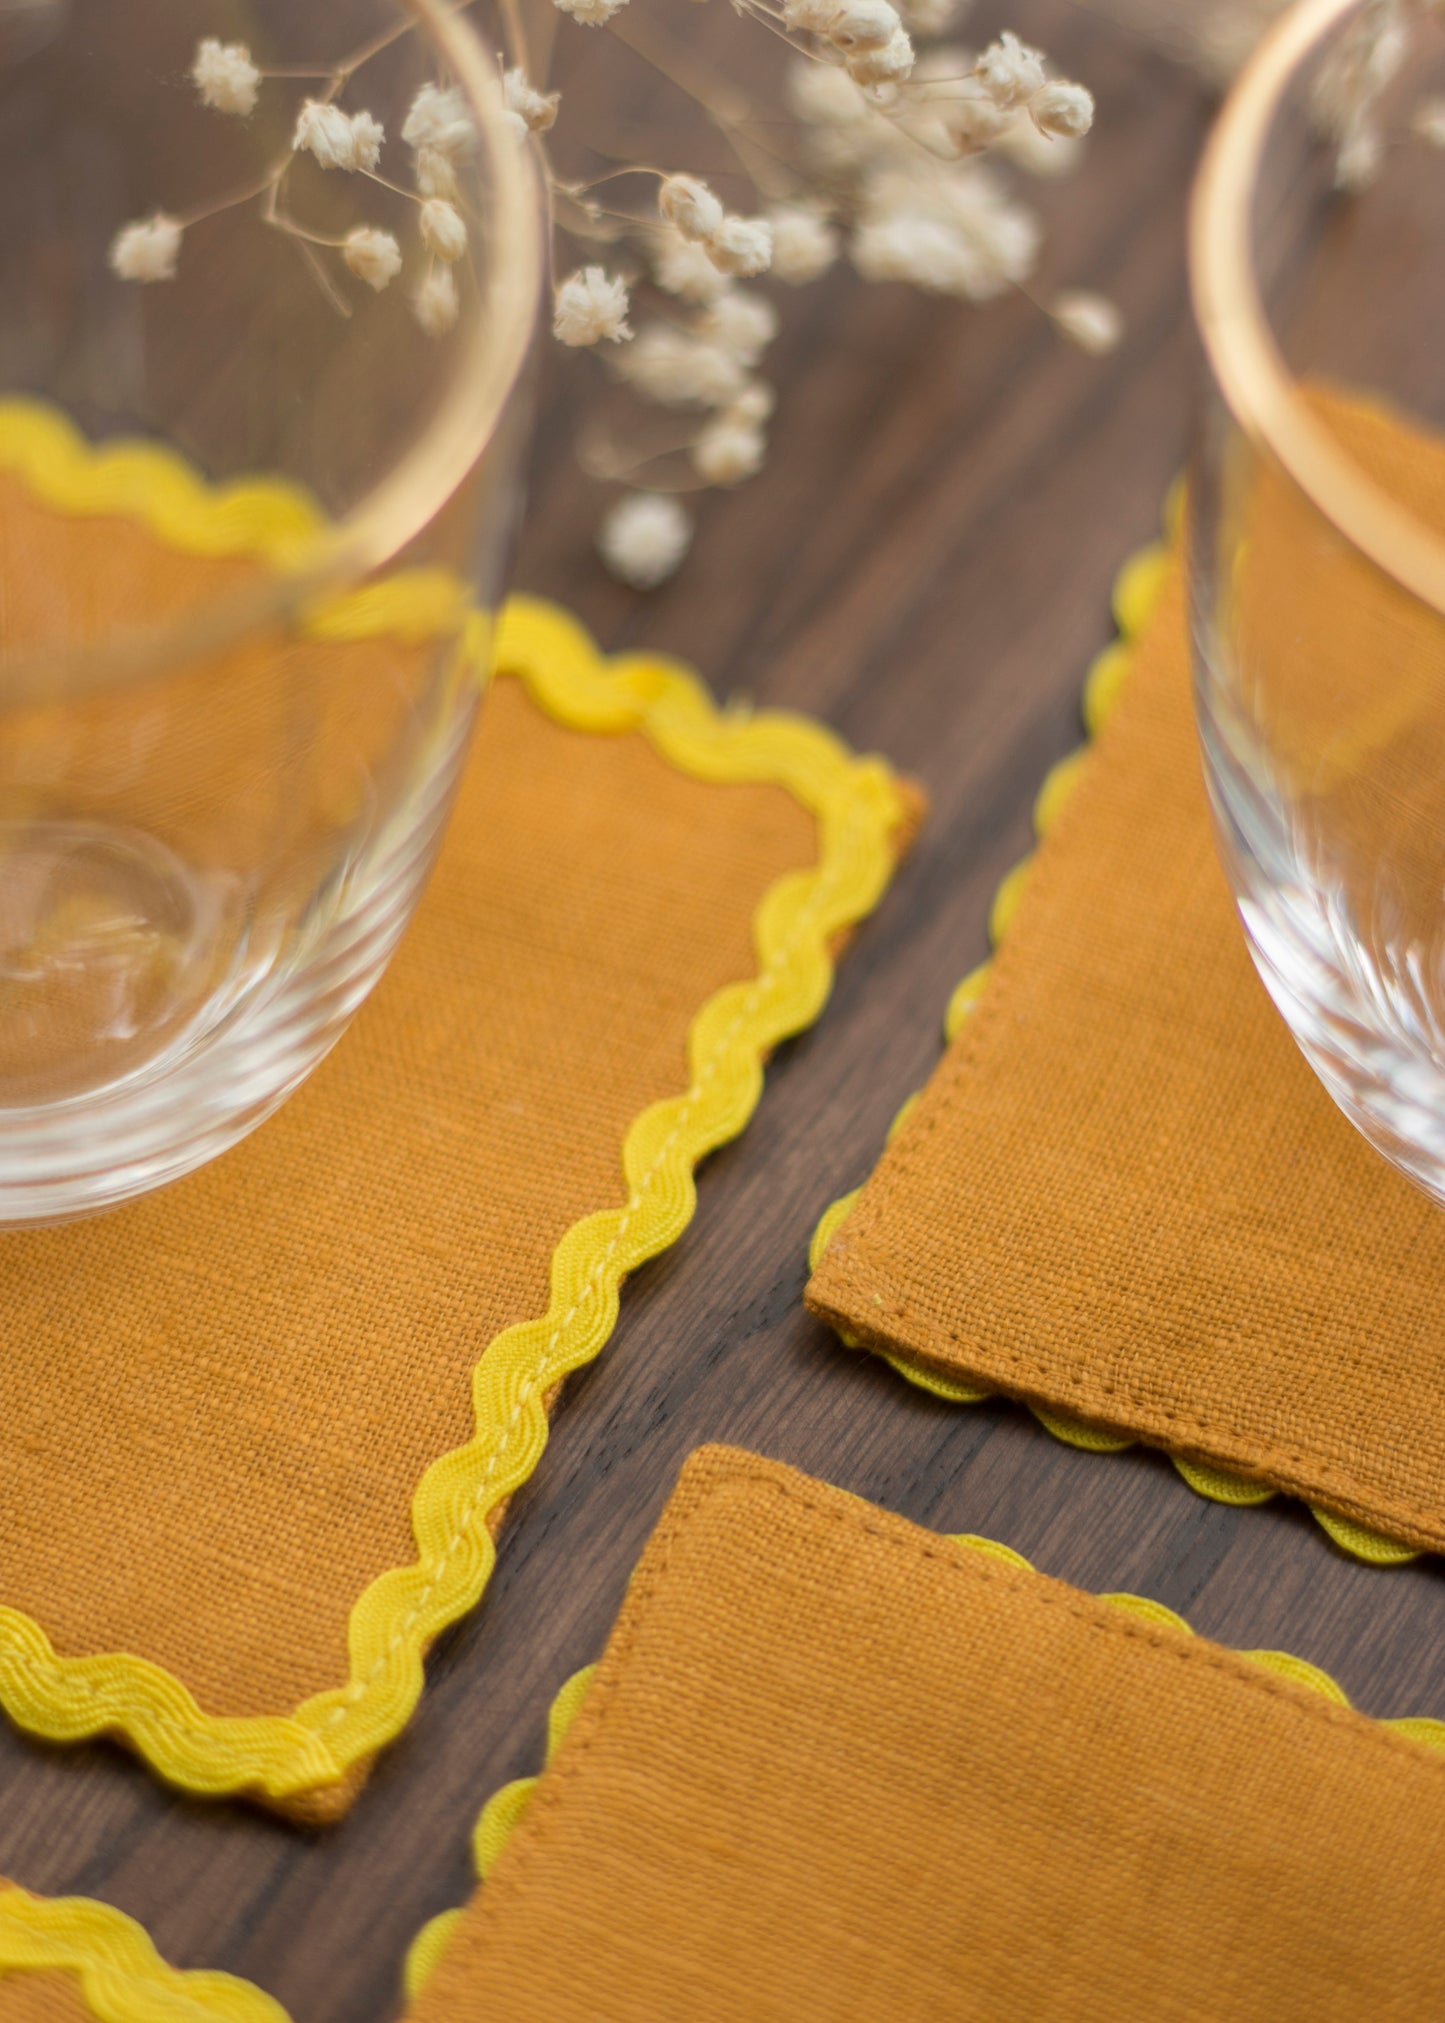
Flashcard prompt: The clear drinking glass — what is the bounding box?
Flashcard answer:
[0,0,540,1224]
[1190,0,1445,1203]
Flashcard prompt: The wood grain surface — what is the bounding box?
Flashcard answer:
[7,6,1445,2018]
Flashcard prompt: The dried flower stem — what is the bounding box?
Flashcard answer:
[608,11,799,197]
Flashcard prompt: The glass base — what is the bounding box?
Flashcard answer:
[1238,882,1445,1210]
[0,715,472,1227]
[1200,710,1445,1211]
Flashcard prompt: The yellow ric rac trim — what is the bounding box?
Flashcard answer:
[408,1515,1445,2003]
[403,1663,599,2000]
[0,1889,286,2023]
[809,516,1423,1569]
[0,401,913,1803]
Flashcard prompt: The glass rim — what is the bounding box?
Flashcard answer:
[0,0,543,706]
[1189,0,1445,617]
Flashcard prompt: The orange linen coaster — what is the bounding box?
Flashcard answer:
[401,1446,1445,2023]
[807,426,1445,1562]
[0,1883,283,2023]
[0,422,917,1822]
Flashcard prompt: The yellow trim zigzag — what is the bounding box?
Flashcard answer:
[0,401,910,1802]
[0,1888,286,2023]
[808,524,1422,1570]
[6,1528,1442,2023]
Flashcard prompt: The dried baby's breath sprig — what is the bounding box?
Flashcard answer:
[614,324,749,406]
[975,31,1047,109]
[503,66,561,136]
[781,0,915,86]
[555,0,631,23]
[1030,79,1095,139]
[652,227,732,303]
[344,225,404,291]
[598,490,694,586]
[553,265,633,344]
[528,0,1107,578]
[192,39,260,118]
[705,214,774,277]
[420,197,468,262]
[767,203,840,282]
[119,5,1111,591]
[294,100,386,174]
[700,290,779,365]
[851,161,1040,299]
[729,381,777,426]
[109,213,183,283]
[402,84,478,160]
[847,31,916,86]
[415,147,461,200]
[413,264,461,336]
[659,173,726,241]
[693,413,767,484]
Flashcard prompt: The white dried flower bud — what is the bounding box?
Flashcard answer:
[503,66,560,134]
[415,147,460,201]
[705,214,774,278]
[851,213,955,289]
[727,381,776,426]
[851,172,1039,302]
[767,204,840,283]
[1030,79,1094,140]
[943,97,1017,154]
[829,0,901,51]
[553,265,632,345]
[294,100,353,170]
[554,0,629,23]
[653,228,731,304]
[598,492,693,589]
[348,111,385,172]
[109,212,183,283]
[693,417,766,486]
[788,54,871,128]
[413,265,460,336]
[294,101,385,173]
[192,38,260,117]
[783,0,842,30]
[700,290,779,366]
[419,198,467,263]
[975,31,1046,109]
[846,28,914,85]
[1052,290,1122,355]
[402,84,477,160]
[658,174,725,244]
[1413,94,1445,146]
[614,326,747,407]
[344,226,403,291]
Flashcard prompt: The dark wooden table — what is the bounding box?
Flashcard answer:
[8,5,1445,2016]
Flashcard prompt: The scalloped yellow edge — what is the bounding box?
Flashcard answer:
[16,1524,1441,2023]
[0,400,913,1803]
[402,1521,1445,2002]
[809,504,1423,1570]
[402,1660,599,2000]
[0,1888,287,2023]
